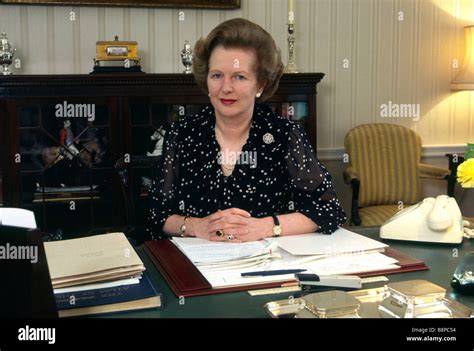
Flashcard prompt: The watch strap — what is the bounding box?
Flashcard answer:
[271,215,280,226]
[271,215,281,237]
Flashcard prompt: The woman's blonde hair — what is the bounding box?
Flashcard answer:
[193,18,284,102]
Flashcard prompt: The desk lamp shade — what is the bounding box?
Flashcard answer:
[451,26,474,90]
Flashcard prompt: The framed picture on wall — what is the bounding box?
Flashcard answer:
[0,0,240,9]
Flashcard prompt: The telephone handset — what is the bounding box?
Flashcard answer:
[380,195,464,244]
[427,195,453,231]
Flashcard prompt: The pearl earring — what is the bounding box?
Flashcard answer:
[256,92,262,98]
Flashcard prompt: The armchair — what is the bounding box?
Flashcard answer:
[343,123,451,226]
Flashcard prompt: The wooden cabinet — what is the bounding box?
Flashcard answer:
[0,73,324,241]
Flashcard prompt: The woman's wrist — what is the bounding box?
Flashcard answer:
[262,216,275,238]
[185,217,199,237]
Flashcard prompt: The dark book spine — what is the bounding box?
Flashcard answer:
[55,272,160,310]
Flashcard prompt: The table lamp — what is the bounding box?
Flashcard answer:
[450,25,474,164]
[451,26,474,191]
[451,26,474,90]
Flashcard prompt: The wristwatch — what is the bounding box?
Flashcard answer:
[179,216,190,237]
[271,215,282,237]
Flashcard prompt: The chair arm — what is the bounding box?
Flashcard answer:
[343,166,360,184]
[343,167,361,225]
[350,178,362,226]
[419,163,451,180]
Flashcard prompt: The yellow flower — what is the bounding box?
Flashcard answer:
[457,158,474,188]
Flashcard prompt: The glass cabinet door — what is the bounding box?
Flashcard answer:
[16,98,118,239]
[126,100,209,239]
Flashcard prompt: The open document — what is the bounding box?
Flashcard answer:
[171,228,399,289]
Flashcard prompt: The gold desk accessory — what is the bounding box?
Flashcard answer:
[264,280,473,319]
[94,36,140,68]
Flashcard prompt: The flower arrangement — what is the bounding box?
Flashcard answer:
[457,158,474,188]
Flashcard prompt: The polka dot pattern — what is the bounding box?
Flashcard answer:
[147,104,346,239]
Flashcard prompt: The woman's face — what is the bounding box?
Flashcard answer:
[207,46,263,121]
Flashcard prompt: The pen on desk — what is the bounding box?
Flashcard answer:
[241,269,307,277]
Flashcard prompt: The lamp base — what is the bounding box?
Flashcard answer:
[459,188,474,217]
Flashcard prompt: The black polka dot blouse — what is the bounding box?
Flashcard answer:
[147,104,346,240]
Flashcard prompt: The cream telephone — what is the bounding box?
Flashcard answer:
[380,195,465,244]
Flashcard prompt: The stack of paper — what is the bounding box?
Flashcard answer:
[171,228,400,289]
[172,238,287,288]
[268,228,399,275]
[173,239,280,269]
[44,232,145,289]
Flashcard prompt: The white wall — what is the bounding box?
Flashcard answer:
[1,0,473,149]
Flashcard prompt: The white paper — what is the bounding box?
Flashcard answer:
[301,252,399,276]
[172,231,399,290]
[53,277,140,294]
[172,237,278,264]
[270,227,387,256]
[0,207,37,229]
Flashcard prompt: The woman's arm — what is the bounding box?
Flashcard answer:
[163,208,252,240]
[202,211,317,242]
[224,212,317,242]
[162,214,189,237]
[265,212,318,237]
[284,123,347,234]
[147,125,180,240]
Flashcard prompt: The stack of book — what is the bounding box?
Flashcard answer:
[44,232,162,317]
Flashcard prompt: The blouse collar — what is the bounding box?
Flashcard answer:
[198,104,273,148]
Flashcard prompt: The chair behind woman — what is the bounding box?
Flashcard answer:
[343,123,451,226]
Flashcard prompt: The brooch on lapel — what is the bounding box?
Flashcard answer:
[263,133,274,144]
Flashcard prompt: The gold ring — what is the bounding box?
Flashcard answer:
[216,229,225,237]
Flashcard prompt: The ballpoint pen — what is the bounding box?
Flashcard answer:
[241,269,307,277]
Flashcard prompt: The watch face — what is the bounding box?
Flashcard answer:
[274,225,282,235]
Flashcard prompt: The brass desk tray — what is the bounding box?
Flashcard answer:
[264,287,474,318]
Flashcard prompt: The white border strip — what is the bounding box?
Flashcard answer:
[318,144,467,161]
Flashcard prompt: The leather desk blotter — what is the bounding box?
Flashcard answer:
[143,239,429,297]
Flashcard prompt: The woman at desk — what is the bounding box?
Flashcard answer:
[147,18,346,242]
